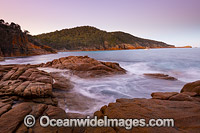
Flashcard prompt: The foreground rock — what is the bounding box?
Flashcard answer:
[144,73,177,80]
[151,92,178,100]
[87,97,200,132]
[51,72,74,91]
[0,64,80,132]
[181,80,200,95]
[86,82,200,132]
[0,57,126,132]
[0,65,53,98]
[0,102,75,133]
[41,56,126,78]
[0,60,200,132]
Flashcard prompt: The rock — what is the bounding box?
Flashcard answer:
[0,63,89,132]
[32,97,57,105]
[86,98,200,133]
[31,105,73,133]
[66,113,87,118]
[0,65,14,72]
[144,73,177,80]
[0,57,4,61]
[169,93,193,101]
[18,68,35,80]
[181,92,197,97]
[53,81,72,91]
[0,66,53,98]
[85,127,116,133]
[23,82,52,97]
[29,71,53,84]
[42,56,126,78]
[181,80,200,95]
[0,103,32,133]
[0,102,74,133]
[51,72,74,91]
[151,92,178,100]
[14,81,31,95]
[0,104,11,116]
[53,91,100,115]
[1,67,17,81]
[94,111,103,118]
[10,67,28,80]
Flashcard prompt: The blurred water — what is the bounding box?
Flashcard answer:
[1,48,200,114]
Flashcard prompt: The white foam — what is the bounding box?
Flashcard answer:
[120,62,161,75]
[37,67,69,73]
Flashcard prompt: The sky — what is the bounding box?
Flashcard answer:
[0,0,200,47]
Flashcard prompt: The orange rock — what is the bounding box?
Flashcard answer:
[181,80,200,95]
[42,56,126,78]
[151,92,178,100]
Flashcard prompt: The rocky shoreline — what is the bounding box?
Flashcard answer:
[0,56,199,132]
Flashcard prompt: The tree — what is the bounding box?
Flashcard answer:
[10,22,16,28]
[24,30,30,35]
[15,24,21,30]
[0,19,4,24]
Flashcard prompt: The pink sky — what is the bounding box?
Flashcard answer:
[0,0,200,47]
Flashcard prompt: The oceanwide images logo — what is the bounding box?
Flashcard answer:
[24,115,36,128]
[24,115,174,129]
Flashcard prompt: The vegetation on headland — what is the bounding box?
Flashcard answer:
[35,26,175,51]
[1,18,192,58]
[0,19,56,57]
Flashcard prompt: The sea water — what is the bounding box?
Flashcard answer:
[1,48,200,114]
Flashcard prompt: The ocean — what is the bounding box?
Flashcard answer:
[1,48,200,114]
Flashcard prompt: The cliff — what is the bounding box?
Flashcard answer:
[0,19,56,57]
[35,26,175,51]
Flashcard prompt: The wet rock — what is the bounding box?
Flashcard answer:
[181,80,200,95]
[51,72,74,91]
[53,91,99,114]
[151,92,178,100]
[169,93,193,101]
[42,56,126,78]
[144,73,177,80]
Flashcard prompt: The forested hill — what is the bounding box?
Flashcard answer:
[0,19,56,57]
[35,26,175,51]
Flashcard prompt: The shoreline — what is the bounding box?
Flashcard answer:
[57,46,187,52]
[0,47,195,59]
